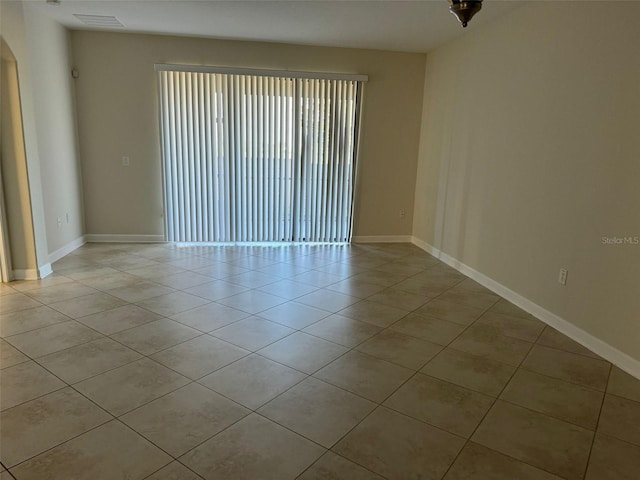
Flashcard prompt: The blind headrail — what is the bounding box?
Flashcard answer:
[154,63,368,82]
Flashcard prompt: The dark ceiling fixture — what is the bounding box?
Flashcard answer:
[449,0,483,28]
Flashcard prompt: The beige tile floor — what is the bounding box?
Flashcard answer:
[1,242,640,479]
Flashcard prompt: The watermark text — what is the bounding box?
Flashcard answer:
[602,236,639,245]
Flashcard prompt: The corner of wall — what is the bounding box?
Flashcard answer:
[410,236,640,380]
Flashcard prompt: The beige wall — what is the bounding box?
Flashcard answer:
[23,5,85,255]
[1,49,37,272]
[71,31,425,237]
[0,0,50,274]
[414,2,640,360]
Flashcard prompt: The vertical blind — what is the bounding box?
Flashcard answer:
[157,67,365,243]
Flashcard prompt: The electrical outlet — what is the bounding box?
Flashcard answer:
[122,156,130,167]
[399,209,406,219]
[558,268,568,285]
[57,217,62,228]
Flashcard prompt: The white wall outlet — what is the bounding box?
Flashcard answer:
[399,209,406,219]
[57,216,62,228]
[558,268,568,285]
[122,156,130,167]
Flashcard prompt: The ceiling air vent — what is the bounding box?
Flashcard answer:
[73,14,124,28]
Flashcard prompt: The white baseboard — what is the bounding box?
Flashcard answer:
[410,236,433,253]
[85,234,165,243]
[352,235,413,243]
[39,263,53,278]
[49,236,86,264]
[13,262,52,280]
[12,269,39,281]
[411,236,640,379]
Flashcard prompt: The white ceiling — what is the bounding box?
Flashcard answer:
[26,0,524,53]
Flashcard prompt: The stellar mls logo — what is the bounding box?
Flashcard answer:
[601,236,639,245]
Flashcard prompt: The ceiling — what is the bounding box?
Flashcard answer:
[27,0,525,53]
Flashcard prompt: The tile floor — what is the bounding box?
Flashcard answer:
[1,242,639,479]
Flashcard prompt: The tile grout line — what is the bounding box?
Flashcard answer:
[4,362,120,472]
[294,451,389,480]
[141,460,204,480]
[581,362,613,480]
[437,319,555,479]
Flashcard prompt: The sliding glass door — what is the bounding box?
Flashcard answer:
[157,67,365,243]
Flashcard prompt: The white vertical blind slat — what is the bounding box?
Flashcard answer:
[203,74,213,241]
[301,79,311,241]
[335,80,345,241]
[310,79,319,242]
[196,73,203,241]
[257,77,265,241]
[327,79,338,241]
[292,78,303,242]
[274,78,281,241]
[239,75,247,241]
[177,73,187,241]
[250,76,257,241]
[215,74,224,241]
[162,72,170,240]
[334,80,345,241]
[186,72,195,240]
[222,76,231,240]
